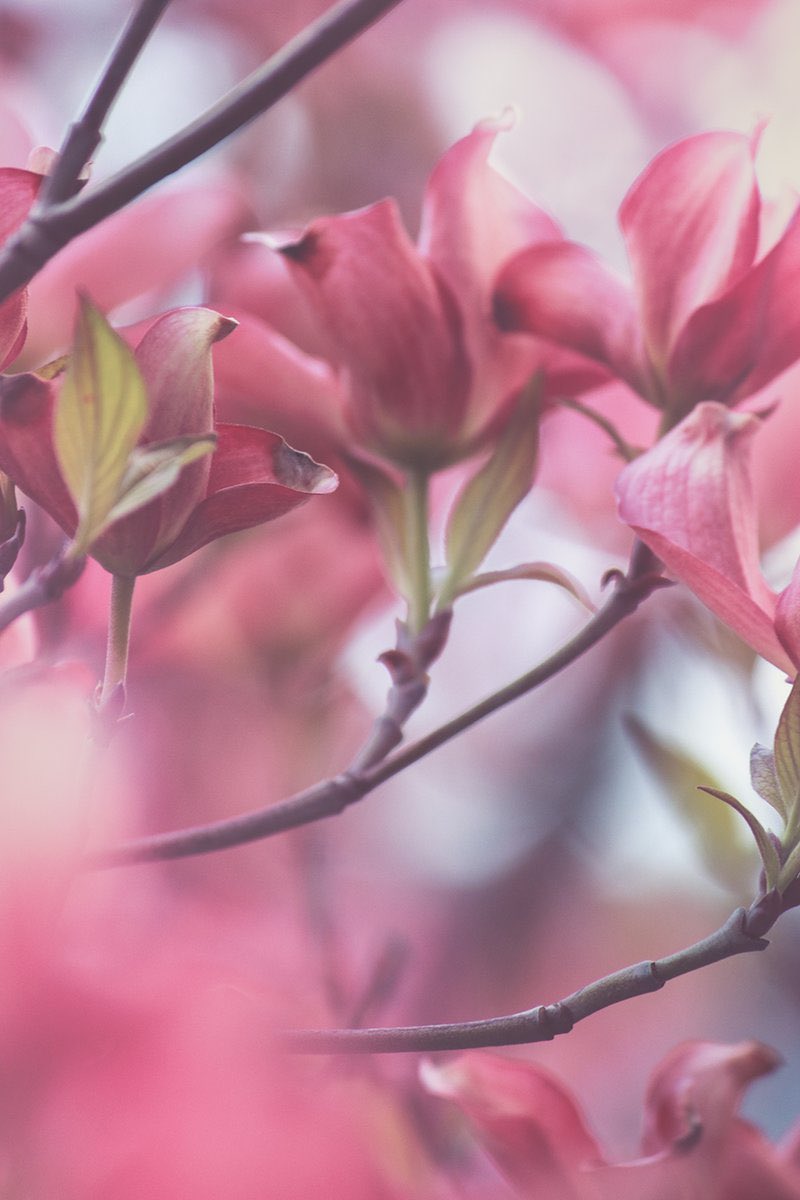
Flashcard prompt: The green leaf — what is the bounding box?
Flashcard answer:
[698,786,781,892]
[749,743,786,821]
[105,435,217,527]
[626,714,763,892]
[343,452,409,593]
[451,561,595,612]
[438,377,541,610]
[774,677,800,835]
[54,296,148,553]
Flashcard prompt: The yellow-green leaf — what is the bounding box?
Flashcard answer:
[104,435,217,527]
[54,296,148,553]
[451,561,596,612]
[343,452,409,593]
[698,786,781,892]
[438,377,541,610]
[626,714,762,892]
[774,677,800,837]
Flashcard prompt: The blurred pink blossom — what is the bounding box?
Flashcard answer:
[423,1040,800,1199]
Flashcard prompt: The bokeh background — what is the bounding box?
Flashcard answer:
[2,0,800,1193]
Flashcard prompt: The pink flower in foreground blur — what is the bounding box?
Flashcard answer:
[267,117,601,470]
[0,162,41,368]
[423,1041,800,1199]
[615,401,800,674]
[495,131,800,419]
[0,305,336,576]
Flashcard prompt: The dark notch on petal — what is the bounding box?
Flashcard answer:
[271,439,338,494]
[492,289,522,332]
[278,230,332,281]
[0,373,50,425]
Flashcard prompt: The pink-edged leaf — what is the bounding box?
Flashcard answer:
[278,200,471,466]
[668,208,800,412]
[421,1053,604,1195]
[750,744,786,822]
[143,424,337,573]
[494,241,645,396]
[0,373,77,534]
[616,403,793,671]
[620,131,761,370]
[771,677,800,841]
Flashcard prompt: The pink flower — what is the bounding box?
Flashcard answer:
[422,1041,800,1199]
[0,306,336,576]
[615,401,800,674]
[0,163,40,368]
[262,117,597,469]
[495,131,800,419]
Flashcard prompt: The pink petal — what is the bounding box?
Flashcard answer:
[421,117,598,435]
[0,167,41,369]
[135,307,236,443]
[641,1041,782,1154]
[775,560,800,671]
[123,307,237,560]
[616,403,794,672]
[278,200,471,465]
[421,1053,603,1195]
[0,166,40,245]
[620,131,760,371]
[419,115,562,295]
[494,241,645,394]
[144,424,337,573]
[210,309,345,464]
[0,290,27,370]
[668,207,800,410]
[0,373,77,535]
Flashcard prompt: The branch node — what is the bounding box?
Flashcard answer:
[535,1003,574,1039]
[740,896,779,943]
[632,959,665,992]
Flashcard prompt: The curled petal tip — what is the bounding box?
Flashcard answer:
[476,106,518,135]
[272,440,338,495]
[214,314,239,343]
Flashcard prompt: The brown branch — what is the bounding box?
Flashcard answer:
[281,898,779,1054]
[0,547,85,636]
[0,0,406,303]
[38,0,174,207]
[87,542,667,868]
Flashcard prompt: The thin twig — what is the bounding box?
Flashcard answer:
[0,550,85,636]
[282,901,776,1054]
[38,0,174,207]
[88,543,666,868]
[0,0,406,303]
